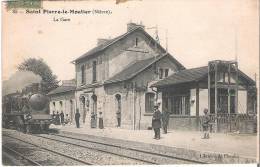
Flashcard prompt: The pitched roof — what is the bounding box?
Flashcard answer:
[104,54,167,84]
[152,66,208,87]
[152,66,255,88]
[47,85,76,96]
[72,26,185,70]
[73,26,142,63]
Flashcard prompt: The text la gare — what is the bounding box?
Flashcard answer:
[53,17,71,22]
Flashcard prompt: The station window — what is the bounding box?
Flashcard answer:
[92,61,97,83]
[170,95,190,115]
[135,38,138,47]
[165,69,169,77]
[145,92,155,113]
[52,102,56,111]
[159,68,164,79]
[81,65,86,84]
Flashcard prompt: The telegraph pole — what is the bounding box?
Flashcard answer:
[165,29,168,53]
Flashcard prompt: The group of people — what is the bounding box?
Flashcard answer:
[74,109,104,129]
[52,111,71,125]
[152,103,210,140]
[72,104,211,140]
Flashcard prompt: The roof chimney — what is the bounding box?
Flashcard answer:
[127,22,145,32]
[97,38,110,46]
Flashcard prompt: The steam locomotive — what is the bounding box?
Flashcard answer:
[2,83,53,133]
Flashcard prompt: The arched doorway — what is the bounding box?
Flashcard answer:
[59,101,63,113]
[91,95,97,114]
[80,96,86,123]
[91,94,97,128]
[115,94,121,127]
[70,100,74,123]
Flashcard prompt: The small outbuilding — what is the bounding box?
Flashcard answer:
[151,60,257,133]
[47,80,76,122]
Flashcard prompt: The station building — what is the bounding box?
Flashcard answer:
[51,22,256,133]
[72,22,185,129]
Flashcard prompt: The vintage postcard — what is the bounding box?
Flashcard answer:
[1,0,259,166]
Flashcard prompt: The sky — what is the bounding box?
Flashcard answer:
[2,0,259,83]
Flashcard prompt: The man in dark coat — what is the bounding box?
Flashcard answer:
[75,109,80,128]
[99,112,104,129]
[56,111,60,125]
[162,109,170,134]
[91,112,97,128]
[60,111,65,126]
[152,104,162,139]
[116,110,121,127]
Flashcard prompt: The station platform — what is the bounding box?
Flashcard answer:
[50,123,258,163]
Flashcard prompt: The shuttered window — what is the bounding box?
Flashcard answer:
[81,65,86,84]
[92,61,97,83]
[165,69,169,77]
[159,68,163,79]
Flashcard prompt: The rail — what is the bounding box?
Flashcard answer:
[3,134,94,165]
[3,145,41,166]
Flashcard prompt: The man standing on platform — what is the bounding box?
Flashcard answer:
[56,111,60,125]
[202,108,210,139]
[152,104,162,140]
[75,109,80,128]
[60,111,65,126]
[91,112,97,128]
[99,112,104,129]
[116,110,121,127]
[162,108,170,134]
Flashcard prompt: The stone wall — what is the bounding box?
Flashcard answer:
[104,82,133,129]
[168,116,198,131]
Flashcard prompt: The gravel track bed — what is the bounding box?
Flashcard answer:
[3,130,147,165]
[41,133,190,164]
[60,131,205,164]
[2,136,84,166]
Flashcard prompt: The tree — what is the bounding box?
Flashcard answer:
[17,58,59,94]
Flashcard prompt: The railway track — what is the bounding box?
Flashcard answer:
[3,145,41,166]
[37,133,207,164]
[3,130,207,165]
[36,134,157,164]
[3,132,149,165]
[3,134,94,165]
